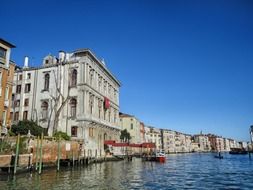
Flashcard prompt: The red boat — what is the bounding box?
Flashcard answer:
[156,150,166,163]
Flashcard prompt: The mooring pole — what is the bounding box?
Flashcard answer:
[57,135,61,171]
[39,133,44,174]
[14,134,20,174]
[35,136,40,171]
[72,146,75,167]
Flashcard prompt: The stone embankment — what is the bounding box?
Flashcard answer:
[0,136,122,174]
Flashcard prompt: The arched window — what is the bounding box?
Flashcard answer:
[41,101,48,119]
[70,98,77,117]
[44,73,50,91]
[70,69,77,87]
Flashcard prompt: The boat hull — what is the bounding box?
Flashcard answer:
[156,156,166,163]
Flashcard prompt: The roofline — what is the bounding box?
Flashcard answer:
[0,38,16,48]
[73,49,121,86]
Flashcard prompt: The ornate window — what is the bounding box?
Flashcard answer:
[89,128,94,137]
[108,85,111,96]
[14,112,19,121]
[104,80,107,92]
[98,75,102,90]
[16,85,21,94]
[23,111,28,120]
[114,109,117,123]
[24,98,29,107]
[89,67,94,86]
[25,83,31,93]
[41,101,48,120]
[70,69,77,87]
[44,73,50,91]
[89,93,94,114]
[70,98,77,117]
[98,99,102,119]
[108,108,111,122]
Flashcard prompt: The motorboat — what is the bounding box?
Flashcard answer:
[156,150,166,163]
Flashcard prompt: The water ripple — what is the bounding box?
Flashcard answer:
[0,153,253,189]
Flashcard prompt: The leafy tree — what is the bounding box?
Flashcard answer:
[53,131,70,140]
[120,129,131,143]
[11,120,46,136]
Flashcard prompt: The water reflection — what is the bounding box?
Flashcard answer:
[0,153,253,189]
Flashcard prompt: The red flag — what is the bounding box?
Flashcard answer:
[104,97,110,109]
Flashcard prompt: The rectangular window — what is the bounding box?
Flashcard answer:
[24,98,29,106]
[2,111,6,125]
[5,87,9,100]
[9,112,13,120]
[15,100,20,107]
[131,123,133,130]
[16,85,21,94]
[11,94,15,106]
[25,83,31,93]
[0,47,6,58]
[19,75,23,80]
[89,128,94,137]
[23,111,28,120]
[14,112,19,121]
[71,126,77,137]
[27,73,31,79]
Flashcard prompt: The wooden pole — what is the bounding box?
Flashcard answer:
[57,135,61,171]
[39,133,43,174]
[14,134,20,174]
[72,146,75,166]
[35,136,40,171]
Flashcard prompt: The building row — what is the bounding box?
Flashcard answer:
[0,38,251,157]
[119,112,249,153]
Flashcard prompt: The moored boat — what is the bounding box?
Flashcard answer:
[156,150,166,163]
[229,148,248,155]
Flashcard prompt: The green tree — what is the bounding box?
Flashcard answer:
[53,131,70,140]
[11,120,46,136]
[120,129,131,143]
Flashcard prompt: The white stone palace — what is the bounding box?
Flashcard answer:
[11,49,121,157]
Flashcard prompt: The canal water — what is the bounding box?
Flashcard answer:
[0,153,253,189]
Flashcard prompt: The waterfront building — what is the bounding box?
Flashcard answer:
[191,142,200,152]
[185,134,192,152]
[11,49,121,157]
[144,125,152,143]
[174,132,191,153]
[224,138,231,151]
[208,134,225,152]
[140,122,145,143]
[0,38,15,135]
[216,137,225,152]
[193,134,211,152]
[119,112,141,144]
[147,126,162,149]
[239,141,248,149]
[163,129,176,153]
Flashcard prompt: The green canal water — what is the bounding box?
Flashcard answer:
[0,153,253,189]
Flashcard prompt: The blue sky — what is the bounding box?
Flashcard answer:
[1,0,253,141]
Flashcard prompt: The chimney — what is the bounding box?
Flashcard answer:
[101,58,106,65]
[59,51,65,63]
[23,56,29,68]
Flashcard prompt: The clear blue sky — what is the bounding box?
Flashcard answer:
[1,0,253,141]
